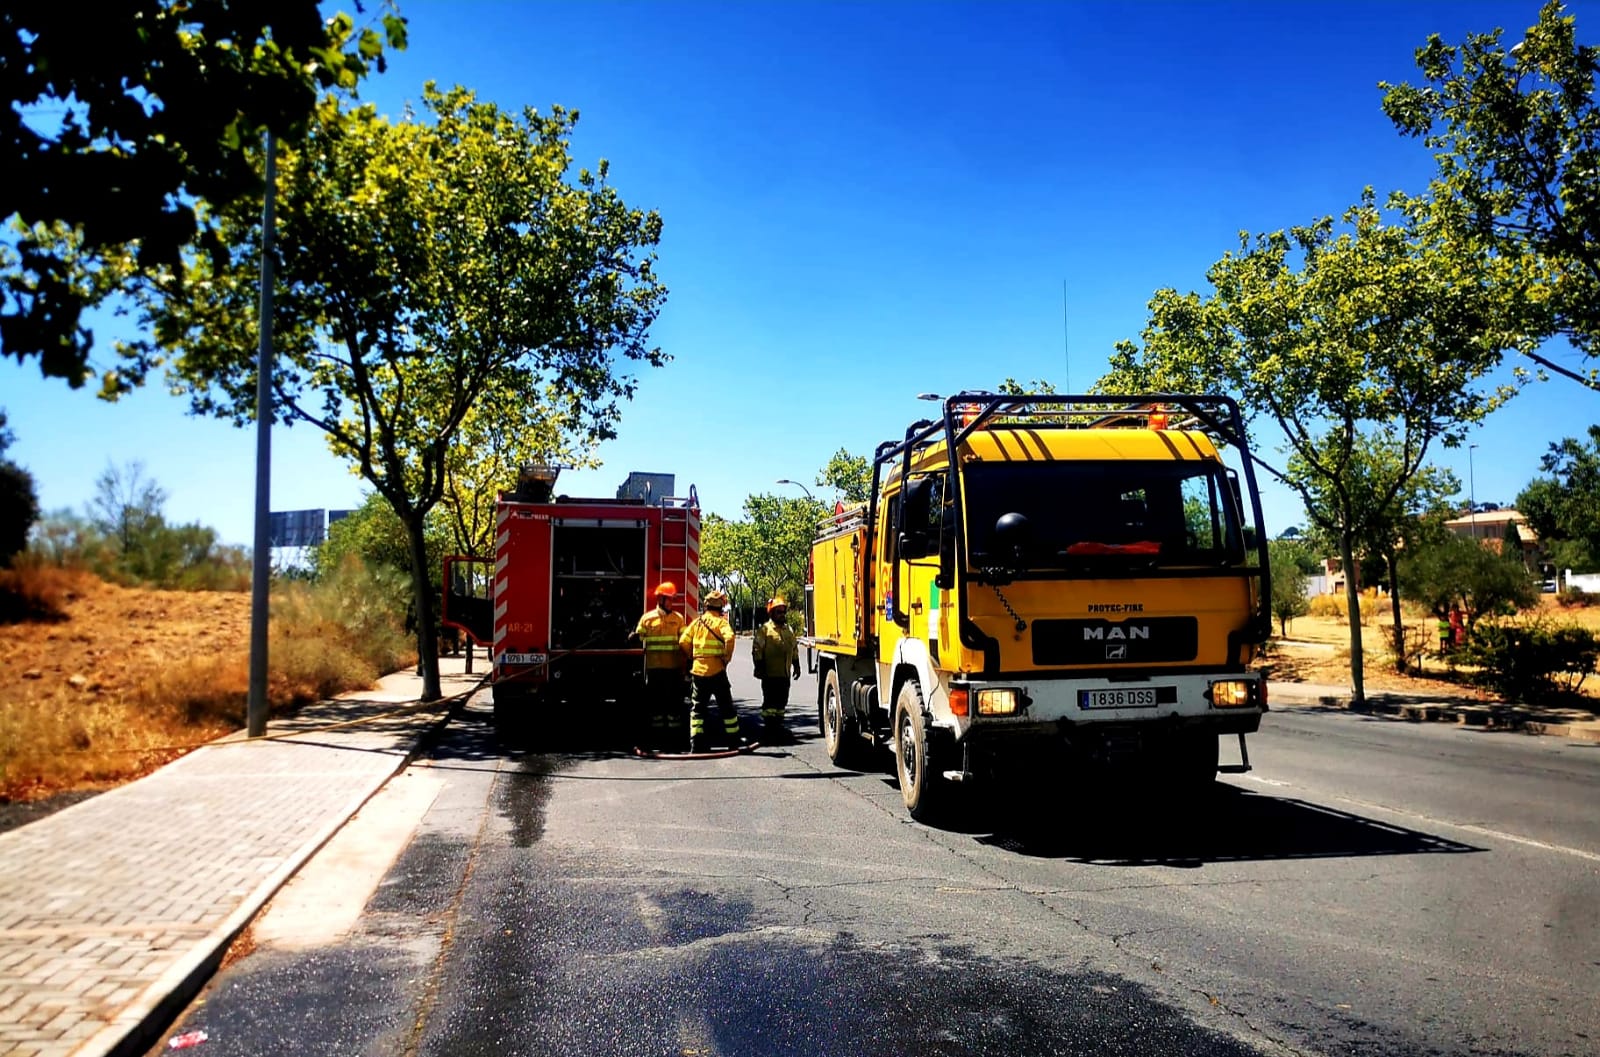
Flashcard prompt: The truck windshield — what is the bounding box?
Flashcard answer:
[962,459,1245,572]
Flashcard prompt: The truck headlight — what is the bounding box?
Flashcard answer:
[976,688,1020,716]
[1208,680,1253,707]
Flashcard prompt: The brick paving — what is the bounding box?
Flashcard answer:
[0,658,478,1057]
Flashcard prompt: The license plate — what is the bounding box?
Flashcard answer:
[498,652,548,666]
[1079,687,1159,709]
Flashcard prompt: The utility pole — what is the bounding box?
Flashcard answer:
[1468,443,1478,542]
[247,131,277,739]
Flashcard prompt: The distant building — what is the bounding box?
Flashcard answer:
[1443,509,1542,569]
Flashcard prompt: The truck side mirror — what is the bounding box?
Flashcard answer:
[898,477,934,559]
[899,529,934,560]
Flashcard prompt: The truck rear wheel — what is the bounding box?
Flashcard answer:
[893,680,947,823]
[821,669,869,769]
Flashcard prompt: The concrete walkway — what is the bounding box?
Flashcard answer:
[1267,680,1600,742]
[0,657,481,1057]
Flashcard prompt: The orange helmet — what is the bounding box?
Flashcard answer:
[655,581,677,596]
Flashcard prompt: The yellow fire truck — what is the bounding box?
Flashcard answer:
[804,393,1271,820]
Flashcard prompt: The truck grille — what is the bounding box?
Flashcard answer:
[1030,617,1199,665]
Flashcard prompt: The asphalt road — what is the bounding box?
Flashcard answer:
[151,650,1600,1057]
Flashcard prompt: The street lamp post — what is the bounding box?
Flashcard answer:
[775,478,815,502]
[1469,443,1478,540]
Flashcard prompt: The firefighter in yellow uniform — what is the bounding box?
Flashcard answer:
[630,581,686,748]
[751,596,801,744]
[679,588,744,753]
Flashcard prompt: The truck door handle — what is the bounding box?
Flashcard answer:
[911,600,923,613]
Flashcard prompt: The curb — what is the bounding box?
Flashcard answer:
[1268,682,1600,742]
[80,697,462,1057]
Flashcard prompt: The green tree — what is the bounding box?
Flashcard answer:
[89,461,167,557]
[1517,425,1600,573]
[121,86,666,700]
[1313,442,1460,672]
[0,410,40,565]
[1099,191,1521,707]
[1399,531,1540,631]
[1267,538,1314,636]
[816,448,870,504]
[1382,1,1600,389]
[1,1,406,392]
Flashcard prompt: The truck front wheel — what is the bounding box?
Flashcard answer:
[1165,732,1219,796]
[893,681,947,823]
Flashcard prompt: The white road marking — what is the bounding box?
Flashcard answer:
[1234,775,1600,864]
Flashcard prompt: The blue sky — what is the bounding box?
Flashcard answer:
[3,0,1597,545]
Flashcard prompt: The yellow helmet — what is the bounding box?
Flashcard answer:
[768,596,787,610]
[704,589,729,609]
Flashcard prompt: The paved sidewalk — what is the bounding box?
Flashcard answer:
[0,657,481,1057]
[1268,680,1600,742]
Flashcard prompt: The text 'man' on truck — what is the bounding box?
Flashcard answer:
[803,393,1271,820]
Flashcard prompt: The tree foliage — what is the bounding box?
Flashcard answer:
[0,410,40,565]
[90,461,168,556]
[1382,1,1600,387]
[116,85,667,699]
[816,448,870,504]
[1,0,406,392]
[1098,190,1522,705]
[1267,538,1313,636]
[1517,425,1600,572]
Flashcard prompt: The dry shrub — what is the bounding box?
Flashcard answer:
[268,634,378,703]
[1306,591,1380,623]
[0,565,93,623]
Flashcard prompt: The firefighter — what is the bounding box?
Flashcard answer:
[751,596,801,743]
[679,588,744,752]
[630,582,687,747]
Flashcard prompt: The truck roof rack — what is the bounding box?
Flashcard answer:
[874,393,1248,469]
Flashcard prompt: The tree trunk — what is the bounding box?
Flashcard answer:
[1341,530,1367,709]
[1387,555,1406,674]
[404,513,442,702]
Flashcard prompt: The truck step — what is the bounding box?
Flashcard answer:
[1217,764,1252,774]
[940,770,970,782]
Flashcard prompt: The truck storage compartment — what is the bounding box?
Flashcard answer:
[551,523,646,650]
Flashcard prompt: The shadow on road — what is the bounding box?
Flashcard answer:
[963,785,1483,867]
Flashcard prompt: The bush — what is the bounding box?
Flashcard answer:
[0,565,89,623]
[1456,619,1599,703]
[1556,585,1593,608]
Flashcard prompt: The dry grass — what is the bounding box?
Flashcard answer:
[0,572,416,802]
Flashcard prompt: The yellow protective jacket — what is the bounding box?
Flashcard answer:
[751,620,798,678]
[680,611,735,677]
[635,608,686,670]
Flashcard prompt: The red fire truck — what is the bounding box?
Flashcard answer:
[442,467,701,732]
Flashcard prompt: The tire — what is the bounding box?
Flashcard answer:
[820,668,868,769]
[893,680,947,822]
[1165,731,1218,796]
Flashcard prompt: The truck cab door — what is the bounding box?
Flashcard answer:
[442,555,494,646]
